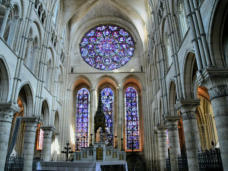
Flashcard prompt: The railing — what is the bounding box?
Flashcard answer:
[198,149,223,171]
[166,149,223,171]
[5,157,24,171]
[178,155,188,171]
[166,155,188,171]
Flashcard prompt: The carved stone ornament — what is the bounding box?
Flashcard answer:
[200,68,228,100]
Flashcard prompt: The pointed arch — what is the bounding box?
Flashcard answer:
[75,87,90,149]
[209,0,228,66]
[169,81,176,116]
[176,0,188,38]
[123,77,143,152]
[0,58,9,103]
[182,52,198,98]
[54,111,60,132]
[41,100,49,126]
[17,83,34,116]
[97,76,118,90]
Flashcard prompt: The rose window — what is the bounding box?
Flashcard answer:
[80,25,135,70]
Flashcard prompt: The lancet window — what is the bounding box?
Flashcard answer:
[101,87,114,145]
[76,88,90,149]
[125,87,140,151]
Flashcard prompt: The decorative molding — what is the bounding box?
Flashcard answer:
[22,116,41,123]
[0,103,19,113]
[175,99,200,111]
[198,68,228,100]
[41,126,56,133]
[165,115,179,121]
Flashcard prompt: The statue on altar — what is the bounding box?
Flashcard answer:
[94,92,106,143]
[96,127,103,142]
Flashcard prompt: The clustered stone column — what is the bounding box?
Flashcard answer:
[117,86,123,150]
[23,117,39,171]
[166,116,180,171]
[204,74,228,170]
[41,126,55,161]
[178,100,200,171]
[91,88,96,145]
[157,126,168,171]
[209,88,228,170]
[0,103,18,171]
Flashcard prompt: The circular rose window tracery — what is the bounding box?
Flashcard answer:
[80,25,135,71]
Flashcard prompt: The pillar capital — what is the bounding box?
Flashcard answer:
[165,116,179,130]
[0,103,19,122]
[22,116,40,124]
[165,116,179,122]
[176,99,199,112]
[199,68,228,100]
[157,124,167,131]
[0,103,19,113]
[41,125,56,132]
[176,99,199,121]
[41,126,55,137]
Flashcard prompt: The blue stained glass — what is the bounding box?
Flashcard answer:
[76,88,90,149]
[101,88,114,145]
[125,87,140,150]
[80,25,135,71]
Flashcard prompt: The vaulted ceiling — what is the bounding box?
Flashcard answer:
[61,0,150,48]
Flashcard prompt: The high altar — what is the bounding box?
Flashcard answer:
[37,93,127,171]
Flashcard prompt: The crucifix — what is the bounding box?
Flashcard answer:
[61,142,74,161]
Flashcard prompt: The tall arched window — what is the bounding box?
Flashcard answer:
[164,33,172,67]
[125,87,140,151]
[101,87,114,145]
[76,88,90,149]
[178,1,188,38]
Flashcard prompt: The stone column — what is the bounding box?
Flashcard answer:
[157,126,168,171]
[209,87,228,170]
[166,116,180,171]
[23,117,39,171]
[117,86,123,150]
[90,88,97,145]
[202,71,228,170]
[0,103,18,171]
[177,100,200,171]
[41,126,54,161]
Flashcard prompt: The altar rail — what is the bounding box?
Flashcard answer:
[5,156,24,171]
[166,149,223,171]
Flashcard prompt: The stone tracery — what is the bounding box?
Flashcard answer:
[80,25,135,70]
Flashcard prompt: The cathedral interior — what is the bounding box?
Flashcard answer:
[0,0,228,170]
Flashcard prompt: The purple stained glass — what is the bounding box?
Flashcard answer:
[80,25,135,71]
[101,88,114,145]
[76,88,89,149]
[125,87,140,150]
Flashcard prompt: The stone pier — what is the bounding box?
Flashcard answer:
[166,116,180,171]
[23,117,39,171]
[0,103,18,171]
[177,100,200,171]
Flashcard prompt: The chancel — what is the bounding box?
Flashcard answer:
[0,0,228,171]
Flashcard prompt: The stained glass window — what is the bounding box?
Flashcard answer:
[101,88,114,145]
[76,88,89,149]
[80,25,135,71]
[125,87,140,151]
